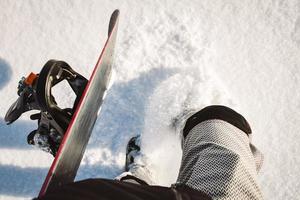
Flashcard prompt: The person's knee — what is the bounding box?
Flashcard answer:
[182,105,252,139]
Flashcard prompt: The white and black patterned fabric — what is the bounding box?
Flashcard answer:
[176,119,263,200]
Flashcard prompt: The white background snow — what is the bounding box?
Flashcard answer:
[0,0,300,199]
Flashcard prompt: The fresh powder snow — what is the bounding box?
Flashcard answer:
[0,1,300,199]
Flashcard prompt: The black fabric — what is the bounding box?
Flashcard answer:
[37,178,211,200]
[183,105,252,138]
[120,174,149,185]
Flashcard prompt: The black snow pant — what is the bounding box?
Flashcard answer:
[38,178,211,200]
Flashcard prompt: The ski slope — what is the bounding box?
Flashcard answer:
[1,0,300,199]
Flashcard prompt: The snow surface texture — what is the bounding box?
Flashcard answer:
[0,0,300,199]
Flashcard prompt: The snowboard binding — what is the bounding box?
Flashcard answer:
[5,60,88,156]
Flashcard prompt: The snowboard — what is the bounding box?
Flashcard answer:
[38,10,120,197]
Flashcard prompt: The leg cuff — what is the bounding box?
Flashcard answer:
[183,105,252,138]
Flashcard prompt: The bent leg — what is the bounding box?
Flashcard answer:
[176,106,263,199]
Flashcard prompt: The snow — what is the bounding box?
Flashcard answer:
[1,0,300,199]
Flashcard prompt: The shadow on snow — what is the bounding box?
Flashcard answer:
[0,118,36,149]
[79,67,177,179]
[0,165,47,197]
[89,67,176,150]
[0,58,12,90]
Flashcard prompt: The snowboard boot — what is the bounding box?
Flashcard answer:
[115,135,154,185]
[125,135,141,172]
